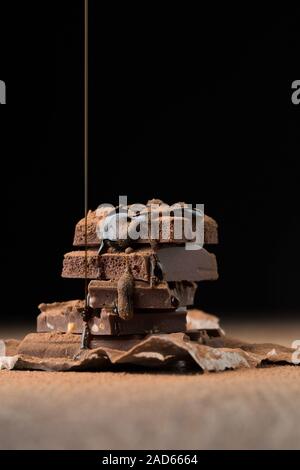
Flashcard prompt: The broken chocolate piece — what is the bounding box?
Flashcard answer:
[156,246,218,281]
[62,247,218,282]
[62,250,100,279]
[37,300,86,334]
[62,248,154,281]
[38,300,85,333]
[98,248,154,282]
[73,209,218,246]
[37,300,188,335]
[88,280,197,310]
[187,309,223,333]
[90,308,187,335]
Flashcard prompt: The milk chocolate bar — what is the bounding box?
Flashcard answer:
[16,332,157,360]
[62,248,154,281]
[37,301,187,335]
[88,280,196,309]
[62,247,218,282]
[73,210,218,246]
[61,250,100,279]
[90,308,187,335]
[37,300,85,334]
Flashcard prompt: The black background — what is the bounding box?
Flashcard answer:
[1,1,300,323]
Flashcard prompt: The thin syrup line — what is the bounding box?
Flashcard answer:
[84,0,88,309]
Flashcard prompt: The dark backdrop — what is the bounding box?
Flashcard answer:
[1,1,300,323]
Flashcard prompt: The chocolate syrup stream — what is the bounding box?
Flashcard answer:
[81,0,91,349]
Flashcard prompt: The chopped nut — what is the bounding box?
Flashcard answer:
[67,322,76,334]
[91,324,99,333]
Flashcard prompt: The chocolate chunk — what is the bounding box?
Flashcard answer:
[16,332,148,360]
[1,339,20,357]
[18,332,82,359]
[98,248,154,281]
[187,309,223,333]
[61,250,100,279]
[37,300,85,334]
[62,248,154,281]
[37,300,188,335]
[157,247,218,282]
[62,247,218,282]
[90,308,187,335]
[88,280,196,309]
[73,209,218,246]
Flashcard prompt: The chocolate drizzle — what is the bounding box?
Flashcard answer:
[80,305,94,349]
[117,265,134,320]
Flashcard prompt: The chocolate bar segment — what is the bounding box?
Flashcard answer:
[99,248,153,281]
[62,250,100,279]
[37,301,188,335]
[62,248,154,281]
[17,332,83,359]
[90,308,187,335]
[73,210,218,246]
[62,247,218,282]
[157,247,218,282]
[18,332,143,362]
[88,280,197,309]
[37,300,85,333]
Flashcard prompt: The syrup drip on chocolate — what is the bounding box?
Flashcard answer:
[117,264,134,320]
[150,254,163,287]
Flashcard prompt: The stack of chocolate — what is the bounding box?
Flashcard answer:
[37,200,219,344]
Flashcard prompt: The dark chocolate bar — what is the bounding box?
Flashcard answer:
[157,247,218,281]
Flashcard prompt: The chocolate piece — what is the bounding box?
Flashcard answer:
[16,331,298,372]
[99,248,155,281]
[62,250,100,279]
[18,332,83,359]
[90,308,187,335]
[18,332,146,360]
[88,280,196,309]
[62,247,218,282]
[37,301,187,335]
[2,339,20,357]
[187,309,223,333]
[88,335,144,351]
[157,247,218,282]
[37,300,85,333]
[62,248,155,281]
[73,209,218,246]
